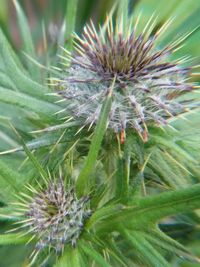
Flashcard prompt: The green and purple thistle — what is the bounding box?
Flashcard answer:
[13,178,91,260]
[56,15,196,142]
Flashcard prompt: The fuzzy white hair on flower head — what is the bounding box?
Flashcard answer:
[56,13,197,142]
[12,177,91,264]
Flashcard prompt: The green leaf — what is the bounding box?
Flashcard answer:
[0,126,78,155]
[80,241,112,267]
[0,87,59,115]
[76,79,115,196]
[143,228,198,262]
[10,126,48,182]
[0,28,49,99]
[0,206,19,222]
[54,246,81,267]
[0,160,22,191]
[86,203,123,230]
[0,71,17,91]
[13,0,40,79]
[0,233,29,245]
[123,230,171,267]
[118,183,200,227]
[0,31,25,74]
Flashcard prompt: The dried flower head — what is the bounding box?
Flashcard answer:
[57,15,195,141]
[14,179,91,258]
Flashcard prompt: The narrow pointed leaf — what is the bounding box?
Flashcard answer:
[54,247,81,267]
[76,80,115,195]
[80,241,112,267]
[0,160,22,191]
[11,126,48,181]
[119,183,200,227]
[0,87,59,115]
[0,233,29,245]
[123,230,170,267]
[0,29,49,99]
[13,0,40,79]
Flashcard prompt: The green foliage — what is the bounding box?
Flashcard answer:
[0,0,199,266]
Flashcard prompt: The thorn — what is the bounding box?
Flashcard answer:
[54,108,67,115]
[75,125,86,135]
[0,147,20,155]
[191,73,200,76]
[26,234,36,245]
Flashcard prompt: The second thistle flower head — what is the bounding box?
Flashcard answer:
[58,15,194,141]
[14,178,91,258]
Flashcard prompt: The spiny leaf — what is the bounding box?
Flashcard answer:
[54,246,81,267]
[0,128,78,155]
[150,135,197,164]
[119,183,200,227]
[0,160,23,191]
[85,203,123,230]
[143,227,200,263]
[93,184,200,233]
[123,230,171,267]
[13,0,40,79]
[0,30,25,74]
[0,28,49,99]
[0,71,17,90]
[10,125,48,182]
[0,206,19,221]
[0,87,59,115]
[0,233,29,245]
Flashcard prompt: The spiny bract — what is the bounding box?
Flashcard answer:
[57,15,195,141]
[14,179,91,256]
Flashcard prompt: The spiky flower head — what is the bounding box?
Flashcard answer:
[57,15,195,142]
[14,179,91,256]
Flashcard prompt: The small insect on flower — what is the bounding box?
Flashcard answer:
[56,13,196,142]
[12,178,91,262]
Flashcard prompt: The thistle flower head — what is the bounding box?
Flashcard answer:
[57,15,195,141]
[15,179,91,255]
